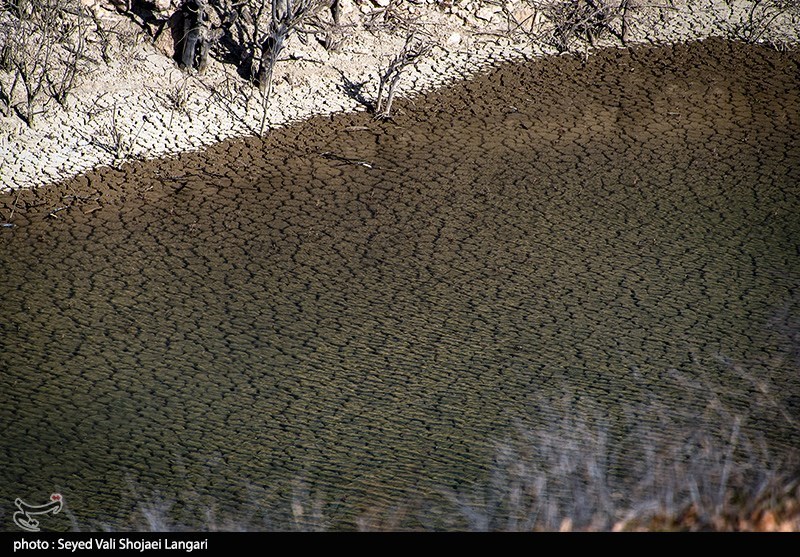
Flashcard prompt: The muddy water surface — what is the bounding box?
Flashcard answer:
[1,39,799,530]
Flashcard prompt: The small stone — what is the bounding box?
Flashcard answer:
[151,0,171,12]
[447,33,462,46]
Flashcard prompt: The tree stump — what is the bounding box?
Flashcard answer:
[180,0,211,73]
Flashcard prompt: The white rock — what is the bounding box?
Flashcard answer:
[475,7,497,22]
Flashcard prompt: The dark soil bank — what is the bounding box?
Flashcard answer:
[1,38,799,530]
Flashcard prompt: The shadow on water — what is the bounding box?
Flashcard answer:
[1,38,799,530]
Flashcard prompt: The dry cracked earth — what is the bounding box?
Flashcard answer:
[1,38,799,530]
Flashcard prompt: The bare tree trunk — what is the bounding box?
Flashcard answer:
[256,0,290,94]
[181,0,211,73]
[255,0,319,134]
[374,34,431,119]
[381,71,402,119]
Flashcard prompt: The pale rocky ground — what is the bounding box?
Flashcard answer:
[1,0,798,191]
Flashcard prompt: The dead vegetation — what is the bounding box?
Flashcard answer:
[722,0,800,47]
[488,0,640,53]
[2,1,800,132]
[251,0,328,133]
[0,0,148,128]
[436,295,800,531]
[441,385,799,532]
[374,32,432,119]
[0,0,92,126]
